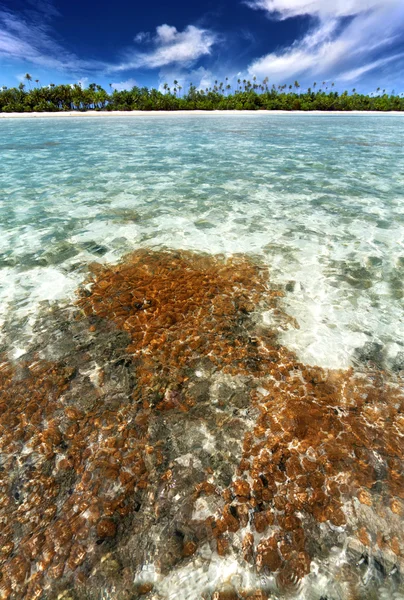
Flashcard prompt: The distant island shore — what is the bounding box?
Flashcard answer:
[1,79,403,115]
[2,110,404,119]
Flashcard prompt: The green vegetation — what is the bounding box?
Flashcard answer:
[1,78,403,112]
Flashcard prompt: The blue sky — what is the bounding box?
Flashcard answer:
[1,0,404,93]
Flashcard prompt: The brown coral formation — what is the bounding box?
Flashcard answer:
[0,356,149,599]
[0,250,279,599]
[77,249,288,392]
[210,366,404,592]
[0,249,403,599]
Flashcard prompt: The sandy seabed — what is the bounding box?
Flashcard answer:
[0,109,404,118]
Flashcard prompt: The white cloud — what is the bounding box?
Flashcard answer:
[247,0,404,84]
[155,24,178,45]
[247,0,397,19]
[134,32,150,43]
[340,53,404,82]
[166,66,215,91]
[199,72,214,91]
[0,5,217,79]
[114,24,217,71]
[190,66,224,91]
[0,7,103,71]
[110,78,137,91]
[77,77,89,88]
[155,65,231,95]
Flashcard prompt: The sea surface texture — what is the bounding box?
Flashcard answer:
[1,114,403,368]
[0,114,403,600]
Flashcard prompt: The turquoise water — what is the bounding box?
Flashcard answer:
[1,114,404,600]
[1,114,403,368]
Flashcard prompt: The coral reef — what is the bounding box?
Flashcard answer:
[209,366,404,595]
[0,249,403,600]
[77,249,287,389]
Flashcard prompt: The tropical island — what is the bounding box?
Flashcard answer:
[1,75,403,112]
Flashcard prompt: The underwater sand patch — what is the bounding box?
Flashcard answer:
[0,249,403,600]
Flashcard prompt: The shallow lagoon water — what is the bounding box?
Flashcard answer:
[0,113,403,367]
[0,114,404,600]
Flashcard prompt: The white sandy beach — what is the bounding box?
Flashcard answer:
[1,109,403,118]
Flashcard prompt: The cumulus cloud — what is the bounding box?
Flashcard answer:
[114,24,217,71]
[247,0,404,84]
[110,78,138,91]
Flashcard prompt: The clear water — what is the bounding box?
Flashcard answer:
[1,114,403,367]
[1,114,404,600]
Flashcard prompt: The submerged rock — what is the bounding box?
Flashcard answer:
[353,341,385,368]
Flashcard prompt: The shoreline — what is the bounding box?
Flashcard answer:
[1,109,404,118]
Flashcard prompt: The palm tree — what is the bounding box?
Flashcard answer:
[24,73,32,89]
[294,80,300,91]
[35,79,40,87]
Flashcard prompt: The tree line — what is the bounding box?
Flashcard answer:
[1,74,403,112]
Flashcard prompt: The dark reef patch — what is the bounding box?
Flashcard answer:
[0,249,403,600]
